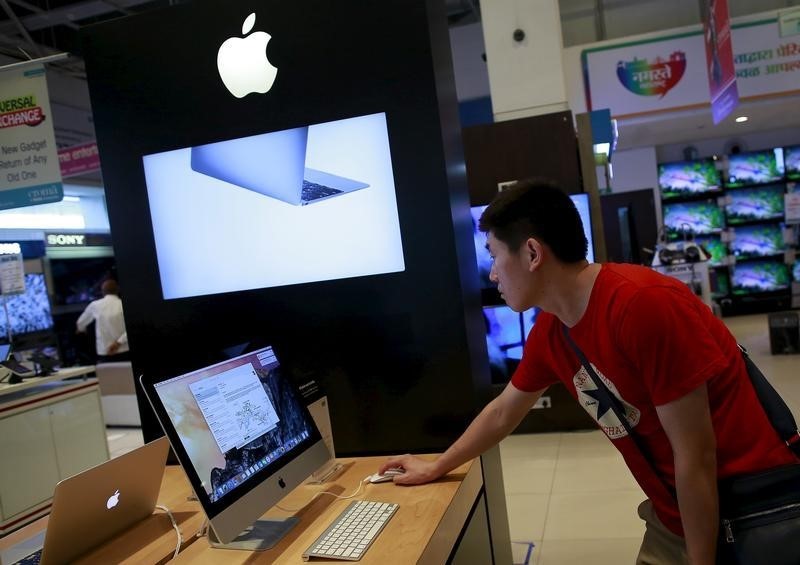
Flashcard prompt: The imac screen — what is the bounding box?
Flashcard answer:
[725,185,785,225]
[142,112,405,300]
[663,200,724,236]
[730,224,784,259]
[785,145,800,181]
[0,274,54,336]
[658,159,722,200]
[694,235,727,266]
[793,262,800,281]
[152,346,320,505]
[732,260,790,294]
[726,149,785,188]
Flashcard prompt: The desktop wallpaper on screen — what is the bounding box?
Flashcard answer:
[785,146,800,181]
[0,273,54,336]
[663,200,724,236]
[142,112,405,300]
[154,348,315,502]
[730,224,785,259]
[658,159,721,200]
[793,262,800,282]
[732,260,790,294]
[725,186,785,225]
[726,149,785,188]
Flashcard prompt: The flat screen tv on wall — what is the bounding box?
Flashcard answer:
[726,149,785,188]
[658,159,722,200]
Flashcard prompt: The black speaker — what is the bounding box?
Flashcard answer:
[768,312,800,355]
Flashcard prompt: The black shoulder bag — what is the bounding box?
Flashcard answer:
[561,324,800,565]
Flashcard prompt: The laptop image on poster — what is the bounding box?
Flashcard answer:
[7,437,169,565]
[190,124,370,206]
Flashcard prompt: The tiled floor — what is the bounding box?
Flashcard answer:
[501,313,800,565]
[103,314,798,565]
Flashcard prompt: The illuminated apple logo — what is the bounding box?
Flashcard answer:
[217,13,278,98]
[106,489,121,509]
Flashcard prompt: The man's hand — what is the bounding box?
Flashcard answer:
[107,342,121,355]
[377,455,441,486]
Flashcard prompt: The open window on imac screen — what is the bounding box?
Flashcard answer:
[142,112,405,300]
[141,346,330,548]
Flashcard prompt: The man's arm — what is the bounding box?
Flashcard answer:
[656,383,718,565]
[75,303,94,333]
[379,384,546,485]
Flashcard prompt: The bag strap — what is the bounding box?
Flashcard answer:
[737,344,800,456]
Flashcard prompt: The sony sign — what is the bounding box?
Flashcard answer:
[47,234,86,246]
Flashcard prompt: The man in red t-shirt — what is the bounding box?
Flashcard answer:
[380,180,798,565]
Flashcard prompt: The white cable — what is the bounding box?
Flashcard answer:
[275,476,371,512]
[156,504,182,560]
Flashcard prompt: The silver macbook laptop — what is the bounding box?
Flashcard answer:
[8,437,169,565]
[189,124,370,206]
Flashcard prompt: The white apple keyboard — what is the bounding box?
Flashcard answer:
[367,468,405,484]
[302,500,398,561]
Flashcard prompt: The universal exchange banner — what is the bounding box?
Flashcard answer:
[0,64,63,211]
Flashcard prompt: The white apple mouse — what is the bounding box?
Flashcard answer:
[368,467,405,484]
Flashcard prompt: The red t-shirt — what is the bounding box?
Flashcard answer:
[511,263,797,536]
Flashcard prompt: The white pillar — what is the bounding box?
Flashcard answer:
[481,0,568,122]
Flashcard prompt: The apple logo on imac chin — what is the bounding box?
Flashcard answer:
[106,489,121,509]
[217,13,278,98]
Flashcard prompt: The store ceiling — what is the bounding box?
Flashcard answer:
[0,0,796,183]
[616,92,800,152]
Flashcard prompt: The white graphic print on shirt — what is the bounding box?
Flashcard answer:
[573,364,641,439]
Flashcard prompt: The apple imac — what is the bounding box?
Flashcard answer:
[140,345,330,549]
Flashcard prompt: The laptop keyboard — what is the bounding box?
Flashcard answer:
[302,180,342,202]
[14,549,42,564]
[302,500,398,561]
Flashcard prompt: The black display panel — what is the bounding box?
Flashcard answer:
[81,0,488,455]
[48,257,117,306]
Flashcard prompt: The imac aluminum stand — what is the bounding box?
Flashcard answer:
[208,518,300,551]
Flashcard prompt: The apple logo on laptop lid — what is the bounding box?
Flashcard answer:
[217,13,278,98]
[106,489,121,509]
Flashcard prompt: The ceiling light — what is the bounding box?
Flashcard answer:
[735,116,748,123]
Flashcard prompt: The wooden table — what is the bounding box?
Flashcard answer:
[2,456,486,564]
[172,456,484,565]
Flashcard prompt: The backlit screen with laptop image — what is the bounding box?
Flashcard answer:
[142,112,405,300]
[144,346,329,546]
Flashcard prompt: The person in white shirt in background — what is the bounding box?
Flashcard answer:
[76,279,130,362]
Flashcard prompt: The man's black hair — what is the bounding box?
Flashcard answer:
[478,179,588,263]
